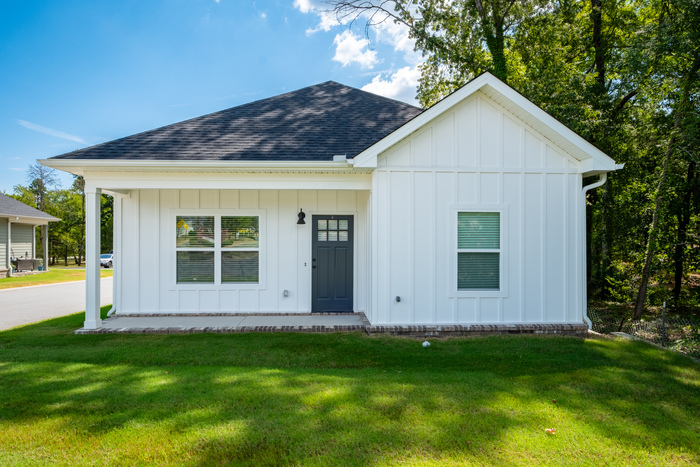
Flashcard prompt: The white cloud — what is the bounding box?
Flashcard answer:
[261,12,267,19]
[362,66,420,105]
[373,18,421,65]
[294,1,420,64]
[9,167,24,172]
[16,120,87,144]
[293,0,314,14]
[332,30,378,69]
[294,0,342,33]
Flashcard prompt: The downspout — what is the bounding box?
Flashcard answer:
[581,173,608,328]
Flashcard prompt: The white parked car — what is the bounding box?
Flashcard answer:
[100,253,114,268]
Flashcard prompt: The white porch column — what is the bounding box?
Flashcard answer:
[41,224,49,272]
[85,188,102,329]
[5,219,11,276]
[32,226,36,260]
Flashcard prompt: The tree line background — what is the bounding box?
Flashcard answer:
[4,0,698,319]
[333,0,699,318]
[7,163,113,267]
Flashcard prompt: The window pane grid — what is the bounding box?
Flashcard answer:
[458,253,499,289]
[176,216,215,248]
[176,214,260,285]
[458,212,500,249]
[457,212,500,291]
[177,251,215,283]
[222,251,259,283]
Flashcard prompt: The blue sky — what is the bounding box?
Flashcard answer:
[0,0,421,193]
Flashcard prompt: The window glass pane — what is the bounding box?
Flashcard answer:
[318,219,327,230]
[458,212,500,249]
[318,231,327,242]
[328,219,338,230]
[222,216,259,248]
[176,216,215,247]
[328,231,338,241]
[339,220,348,230]
[177,251,214,283]
[458,252,499,289]
[222,251,259,283]
[339,231,348,242]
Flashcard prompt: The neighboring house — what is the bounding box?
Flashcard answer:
[0,193,59,278]
[41,73,621,331]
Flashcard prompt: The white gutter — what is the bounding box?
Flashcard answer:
[581,173,608,328]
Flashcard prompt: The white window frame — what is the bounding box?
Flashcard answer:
[171,209,265,290]
[449,204,508,298]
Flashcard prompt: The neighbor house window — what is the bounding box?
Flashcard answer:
[176,215,260,284]
[457,212,500,290]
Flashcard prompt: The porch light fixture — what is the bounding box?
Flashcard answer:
[297,208,306,225]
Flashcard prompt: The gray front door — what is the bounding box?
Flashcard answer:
[312,215,353,312]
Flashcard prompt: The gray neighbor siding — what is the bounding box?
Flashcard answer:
[0,217,6,267]
[11,224,34,259]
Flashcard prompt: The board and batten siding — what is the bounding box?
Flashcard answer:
[10,224,35,259]
[369,91,583,325]
[115,189,369,314]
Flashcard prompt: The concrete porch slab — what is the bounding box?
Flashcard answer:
[75,313,370,334]
[74,313,588,337]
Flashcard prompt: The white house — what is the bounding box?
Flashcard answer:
[41,73,621,332]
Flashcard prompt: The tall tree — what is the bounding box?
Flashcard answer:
[26,162,57,211]
[25,162,59,259]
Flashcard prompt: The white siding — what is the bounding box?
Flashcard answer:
[115,189,369,314]
[373,91,583,325]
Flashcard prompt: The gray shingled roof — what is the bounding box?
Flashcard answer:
[0,193,59,221]
[50,81,423,162]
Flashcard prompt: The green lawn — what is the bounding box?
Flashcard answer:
[0,268,113,290]
[0,309,698,466]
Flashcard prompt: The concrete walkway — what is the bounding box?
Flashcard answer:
[77,312,369,334]
[0,277,113,330]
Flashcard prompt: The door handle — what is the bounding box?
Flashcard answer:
[312,257,316,268]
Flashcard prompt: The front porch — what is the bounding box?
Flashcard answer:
[74,312,588,337]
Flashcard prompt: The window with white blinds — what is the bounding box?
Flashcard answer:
[457,212,500,290]
[176,215,260,284]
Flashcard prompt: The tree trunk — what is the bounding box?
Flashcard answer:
[591,0,606,97]
[672,161,696,303]
[600,177,613,298]
[474,0,508,82]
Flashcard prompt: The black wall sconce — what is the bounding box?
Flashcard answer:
[297,208,306,225]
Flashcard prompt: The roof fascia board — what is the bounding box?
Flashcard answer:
[39,159,352,169]
[353,73,619,173]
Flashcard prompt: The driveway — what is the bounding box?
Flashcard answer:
[0,277,113,330]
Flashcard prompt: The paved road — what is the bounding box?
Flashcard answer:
[0,277,113,330]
